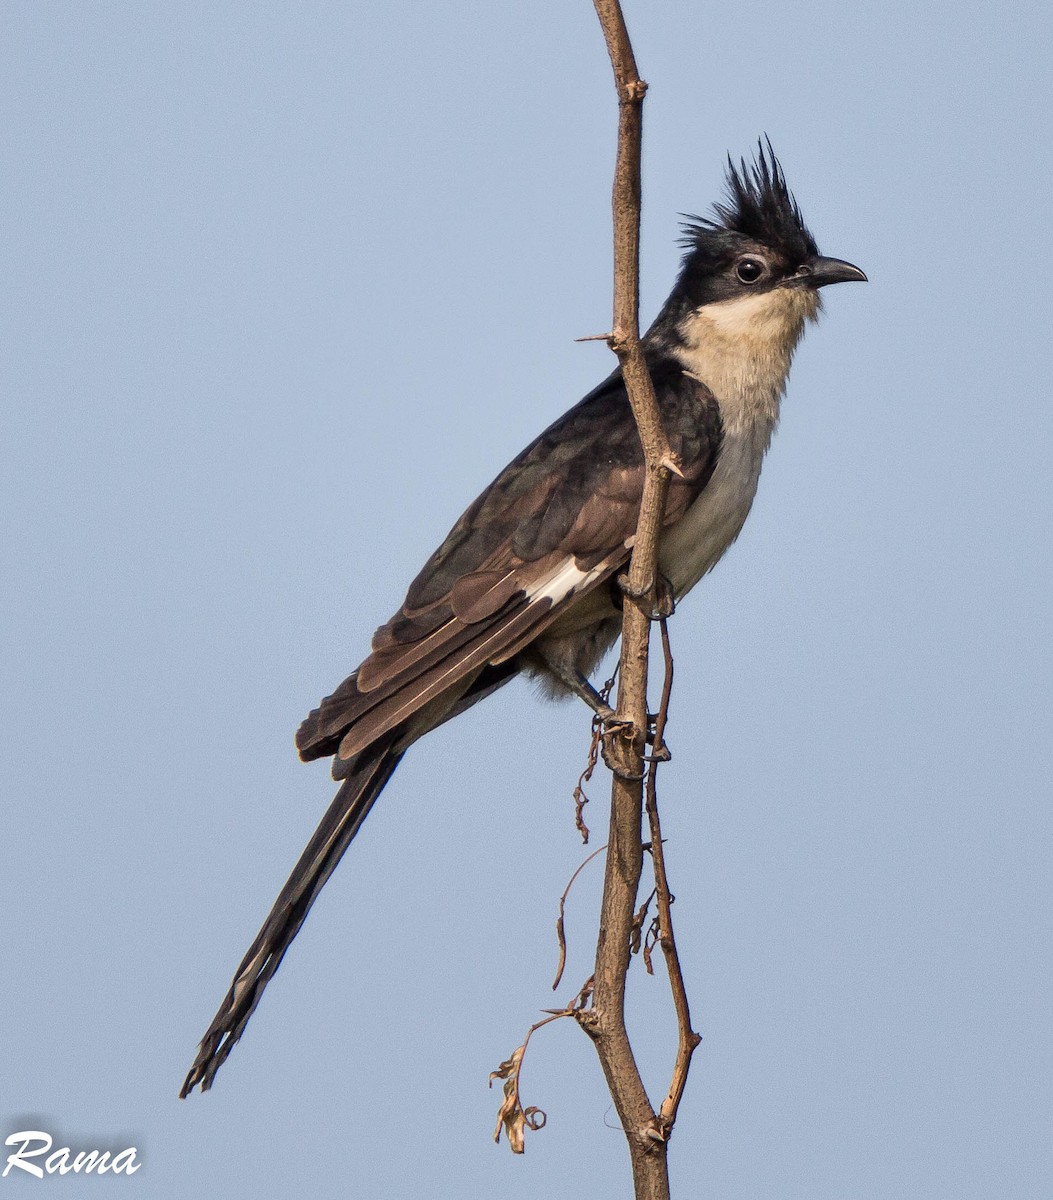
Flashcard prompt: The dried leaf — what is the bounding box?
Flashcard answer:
[630,889,655,956]
[552,914,567,991]
[490,1047,546,1154]
[643,914,660,976]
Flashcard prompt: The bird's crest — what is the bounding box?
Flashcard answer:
[680,138,818,264]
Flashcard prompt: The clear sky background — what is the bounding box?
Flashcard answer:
[2,2,1050,1197]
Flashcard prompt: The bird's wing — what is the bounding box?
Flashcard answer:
[296,359,722,766]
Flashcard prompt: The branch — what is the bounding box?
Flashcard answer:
[646,619,702,1136]
[587,3,677,1197]
[553,843,608,991]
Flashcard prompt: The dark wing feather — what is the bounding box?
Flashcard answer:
[296,357,722,765]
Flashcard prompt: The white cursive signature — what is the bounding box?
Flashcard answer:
[3,1131,141,1179]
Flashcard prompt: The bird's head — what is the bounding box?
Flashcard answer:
[653,140,866,354]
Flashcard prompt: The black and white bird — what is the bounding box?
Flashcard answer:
[181,142,865,1096]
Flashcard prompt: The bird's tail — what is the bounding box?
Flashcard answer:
[180,737,404,1097]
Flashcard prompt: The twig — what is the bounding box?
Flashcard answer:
[646,618,702,1136]
[573,719,602,843]
[552,843,608,991]
[490,980,594,1153]
[587,3,678,1196]
[572,670,618,842]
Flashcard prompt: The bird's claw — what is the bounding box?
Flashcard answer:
[599,716,645,779]
[616,572,676,620]
[652,574,676,620]
[598,713,670,776]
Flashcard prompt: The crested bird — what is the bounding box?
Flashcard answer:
[181,142,865,1096]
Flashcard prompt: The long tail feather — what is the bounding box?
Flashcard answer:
[180,739,404,1096]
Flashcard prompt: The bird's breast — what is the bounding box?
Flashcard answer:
[658,422,767,598]
[659,295,808,598]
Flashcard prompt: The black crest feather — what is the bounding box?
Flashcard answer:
[680,138,818,265]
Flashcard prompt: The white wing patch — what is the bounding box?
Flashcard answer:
[529,557,613,604]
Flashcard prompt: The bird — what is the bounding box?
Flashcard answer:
[180,141,865,1097]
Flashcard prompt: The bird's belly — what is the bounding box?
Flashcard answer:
[658,430,764,598]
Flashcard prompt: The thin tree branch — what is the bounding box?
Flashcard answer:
[587,3,677,1197]
[552,843,608,991]
[646,618,702,1136]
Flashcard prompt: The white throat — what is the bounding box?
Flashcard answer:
[675,286,818,438]
[658,286,819,598]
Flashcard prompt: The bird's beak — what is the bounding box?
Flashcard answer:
[801,256,868,288]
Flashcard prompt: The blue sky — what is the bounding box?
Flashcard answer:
[2,3,1050,1197]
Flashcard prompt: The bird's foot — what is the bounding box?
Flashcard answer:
[616,572,676,620]
[652,573,676,620]
[600,717,646,780]
[598,712,670,776]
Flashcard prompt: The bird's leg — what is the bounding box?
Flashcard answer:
[543,659,668,750]
[537,656,668,780]
[545,662,617,724]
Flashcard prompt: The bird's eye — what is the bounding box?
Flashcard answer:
[736,258,765,284]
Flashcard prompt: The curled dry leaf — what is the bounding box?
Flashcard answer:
[490,1046,547,1154]
[630,888,655,957]
[643,913,660,976]
[572,719,602,844]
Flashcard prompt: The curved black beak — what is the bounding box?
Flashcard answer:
[804,256,868,287]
